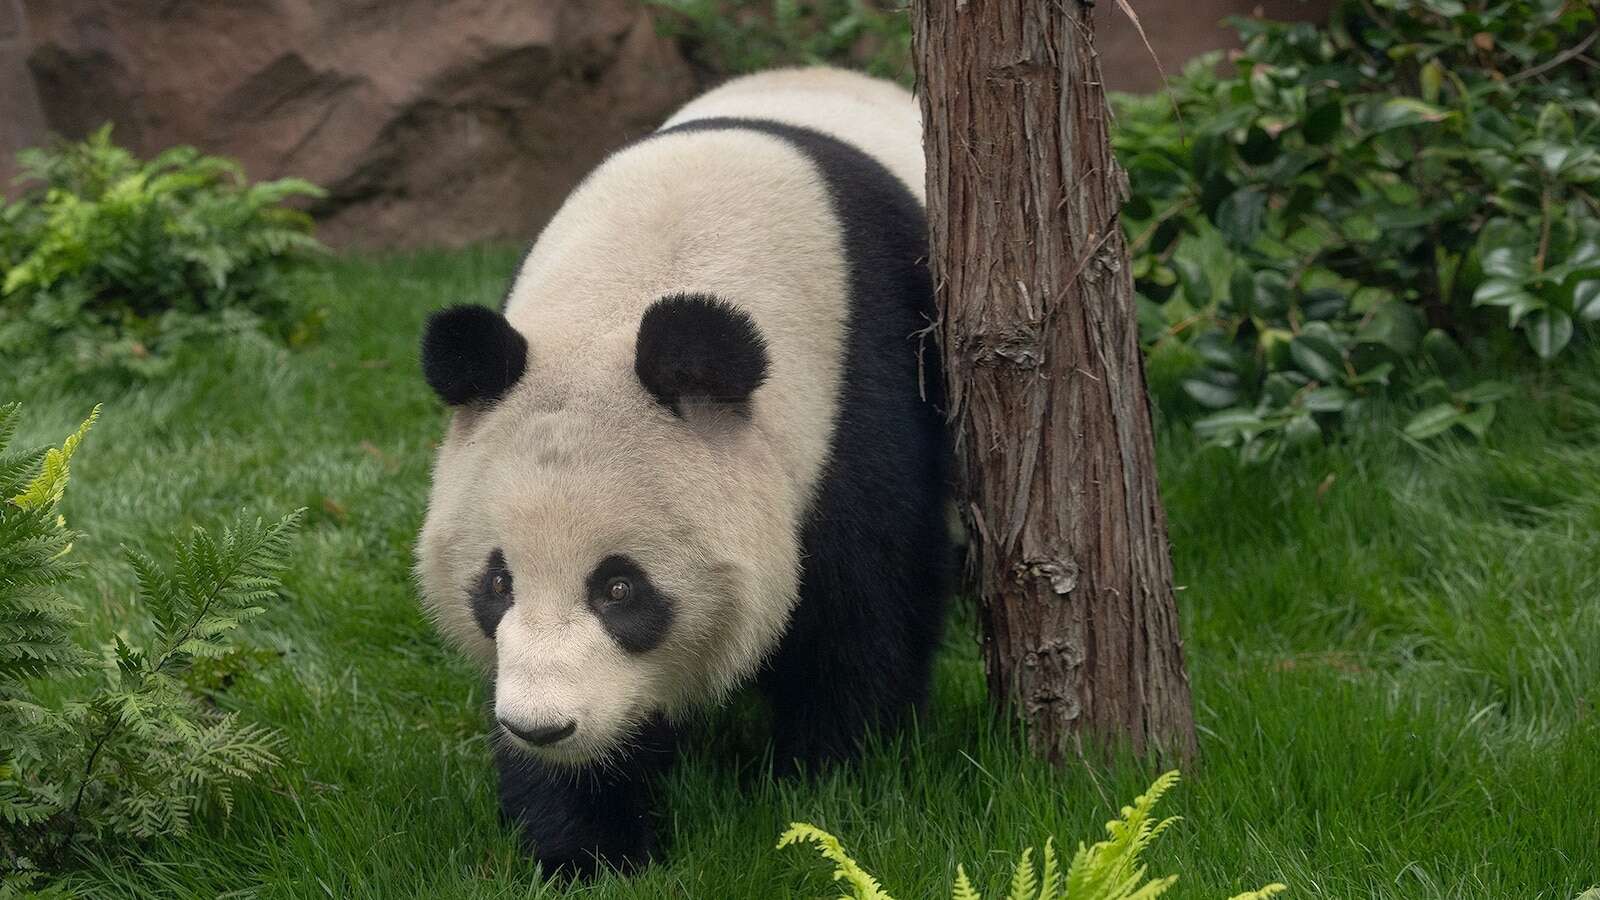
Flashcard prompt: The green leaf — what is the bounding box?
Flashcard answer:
[1573,279,1600,322]
[1172,257,1212,306]
[1355,301,1423,355]
[1301,288,1348,320]
[1457,403,1496,439]
[1350,361,1395,386]
[1182,378,1241,409]
[1525,309,1573,359]
[1473,279,1539,324]
[1237,124,1269,166]
[1422,329,1469,374]
[1366,97,1451,133]
[1480,247,1532,280]
[1456,380,1515,404]
[1255,270,1292,317]
[1419,59,1444,104]
[1194,409,1263,441]
[1304,386,1352,412]
[1303,99,1344,145]
[1404,403,1464,440]
[1191,332,1240,370]
[1262,371,1299,408]
[1536,102,1576,143]
[1289,334,1342,383]
[1284,413,1322,446]
[1216,188,1268,247]
[1229,268,1256,314]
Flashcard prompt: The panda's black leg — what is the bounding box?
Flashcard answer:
[760,572,946,775]
[494,715,675,879]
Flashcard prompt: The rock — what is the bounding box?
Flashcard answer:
[0,0,48,189]
[21,0,698,248]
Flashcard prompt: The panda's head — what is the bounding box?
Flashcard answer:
[414,295,800,766]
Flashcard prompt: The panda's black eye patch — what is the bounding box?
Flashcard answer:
[585,556,672,654]
[471,548,515,638]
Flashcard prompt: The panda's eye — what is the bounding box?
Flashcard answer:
[606,577,632,604]
[492,573,510,596]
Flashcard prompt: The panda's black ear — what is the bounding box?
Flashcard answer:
[635,293,769,417]
[421,305,528,406]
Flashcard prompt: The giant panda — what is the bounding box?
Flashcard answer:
[414,67,952,877]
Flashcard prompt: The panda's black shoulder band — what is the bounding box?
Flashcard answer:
[421,305,528,406]
[634,293,769,416]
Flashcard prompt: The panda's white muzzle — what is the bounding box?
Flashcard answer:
[492,599,645,764]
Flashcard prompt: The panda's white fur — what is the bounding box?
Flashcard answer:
[416,68,925,766]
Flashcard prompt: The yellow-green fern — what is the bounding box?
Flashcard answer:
[9,404,99,511]
[780,772,1287,900]
[776,822,895,900]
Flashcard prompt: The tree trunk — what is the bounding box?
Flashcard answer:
[914,0,1197,762]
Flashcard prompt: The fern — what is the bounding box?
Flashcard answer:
[1061,770,1183,900]
[0,125,326,374]
[780,772,1288,900]
[778,822,896,900]
[952,867,982,900]
[0,405,97,847]
[0,402,298,885]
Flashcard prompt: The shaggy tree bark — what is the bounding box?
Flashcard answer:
[914,0,1197,761]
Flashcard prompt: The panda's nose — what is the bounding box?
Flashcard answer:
[498,717,577,747]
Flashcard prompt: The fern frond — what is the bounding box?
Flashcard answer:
[145,509,303,673]
[9,405,99,512]
[952,865,982,900]
[0,403,20,454]
[1037,838,1061,900]
[0,407,91,692]
[777,823,896,900]
[1064,770,1186,900]
[1005,847,1037,900]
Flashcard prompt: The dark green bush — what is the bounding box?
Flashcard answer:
[1118,0,1599,457]
[0,127,326,376]
[645,0,914,84]
[0,403,299,892]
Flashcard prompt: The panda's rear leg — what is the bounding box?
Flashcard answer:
[495,716,675,878]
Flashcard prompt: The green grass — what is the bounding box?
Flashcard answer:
[5,250,1598,899]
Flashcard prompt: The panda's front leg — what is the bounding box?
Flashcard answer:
[494,716,676,879]
[760,619,937,775]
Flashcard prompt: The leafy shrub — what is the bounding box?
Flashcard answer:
[644,0,914,84]
[0,402,299,891]
[0,126,326,376]
[780,771,1286,900]
[1118,0,1599,457]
